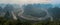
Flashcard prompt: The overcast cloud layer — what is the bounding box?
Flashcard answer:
[0,0,60,4]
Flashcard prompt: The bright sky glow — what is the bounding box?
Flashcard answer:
[0,0,60,4]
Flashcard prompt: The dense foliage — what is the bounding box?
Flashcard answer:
[0,17,60,25]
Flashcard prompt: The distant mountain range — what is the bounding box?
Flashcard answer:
[23,4,60,21]
[0,4,60,21]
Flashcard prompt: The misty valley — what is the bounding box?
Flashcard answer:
[0,4,60,25]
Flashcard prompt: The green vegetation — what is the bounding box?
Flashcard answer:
[0,17,60,25]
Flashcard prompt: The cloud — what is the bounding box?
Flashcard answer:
[0,0,52,4]
[19,0,51,3]
[52,0,60,4]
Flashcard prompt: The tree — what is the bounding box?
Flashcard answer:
[0,17,7,25]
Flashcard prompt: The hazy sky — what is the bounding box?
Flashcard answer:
[0,0,60,4]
